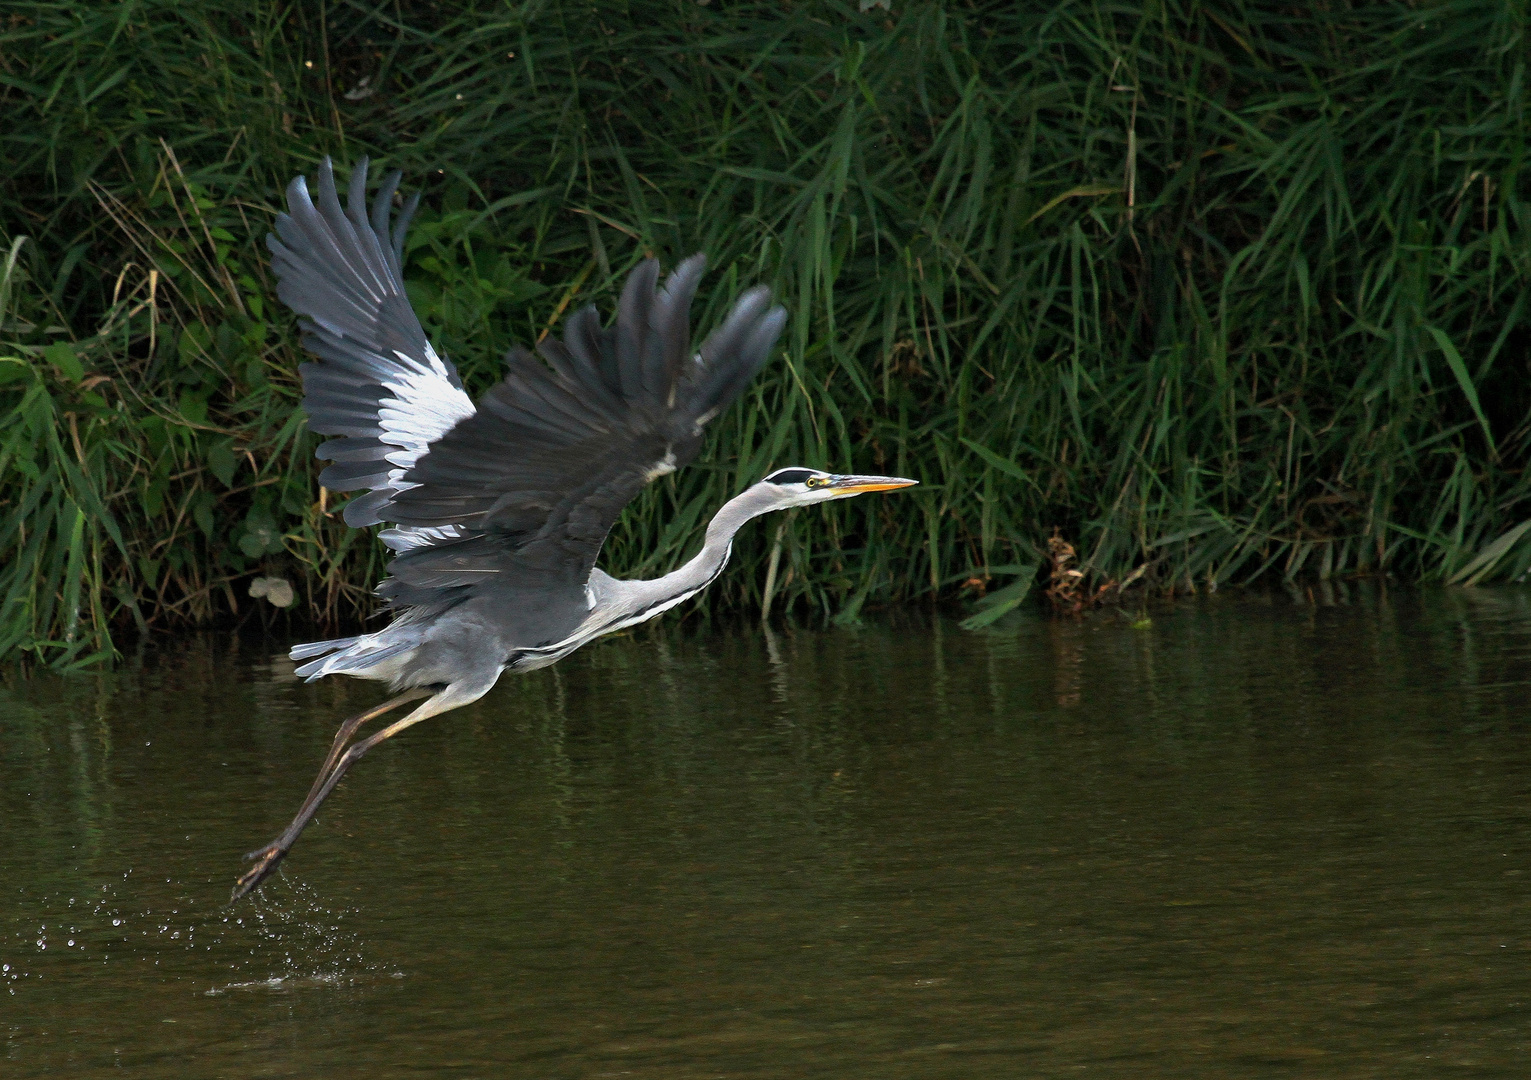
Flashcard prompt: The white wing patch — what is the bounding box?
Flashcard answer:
[373,342,476,551]
[379,344,475,469]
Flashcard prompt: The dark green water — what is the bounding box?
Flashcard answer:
[5,589,1531,1077]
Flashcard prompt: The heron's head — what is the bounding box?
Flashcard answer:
[758,467,918,507]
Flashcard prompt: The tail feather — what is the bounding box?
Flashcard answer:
[287,602,451,682]
[290,637,359,662]
[290,634,416,682]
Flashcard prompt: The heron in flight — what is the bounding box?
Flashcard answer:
[231,160,916,900]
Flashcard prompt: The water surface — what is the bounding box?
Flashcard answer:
[5,588,1531,1077]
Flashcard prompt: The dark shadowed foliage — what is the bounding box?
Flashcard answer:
[1,0,1529,667]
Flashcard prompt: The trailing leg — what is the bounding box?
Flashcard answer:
[231,687,432,902]
[302,688,433,814]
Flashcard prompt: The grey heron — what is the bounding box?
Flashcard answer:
[231,159,916,901]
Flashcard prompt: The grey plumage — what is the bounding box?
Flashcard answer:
[268,157,785,678]
[232,158,913,901]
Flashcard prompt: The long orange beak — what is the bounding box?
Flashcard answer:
[827,474,919,494]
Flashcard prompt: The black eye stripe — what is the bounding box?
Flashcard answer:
[766,468,816,485]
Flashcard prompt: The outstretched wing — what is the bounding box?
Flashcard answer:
[267,157,477,555]
[384,255,786,595]
[269,159,786,604]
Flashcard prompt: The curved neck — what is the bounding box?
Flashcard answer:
[660,484,776,596]
[603,485,777,622]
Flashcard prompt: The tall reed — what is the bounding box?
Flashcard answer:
[2,0,1528,666]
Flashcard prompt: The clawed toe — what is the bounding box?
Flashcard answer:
[230,845,287,902]
[243,840,283,862]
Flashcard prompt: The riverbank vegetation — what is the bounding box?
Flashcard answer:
[2,0,1529,667]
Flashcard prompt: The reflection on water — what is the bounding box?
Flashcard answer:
[4,587,1531,1077]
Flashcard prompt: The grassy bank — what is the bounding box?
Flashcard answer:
[2,0,1529,667]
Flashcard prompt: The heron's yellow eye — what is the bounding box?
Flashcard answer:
[805,476,828,488]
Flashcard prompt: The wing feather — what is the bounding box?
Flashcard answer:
[268,157,475,549]
[269,160,784,601]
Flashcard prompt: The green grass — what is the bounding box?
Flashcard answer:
[2,0,1529,667]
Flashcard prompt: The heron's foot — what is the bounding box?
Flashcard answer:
[231,843,288,903]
